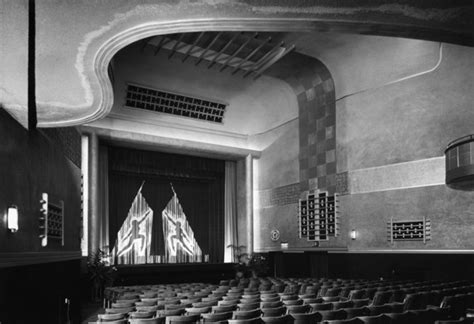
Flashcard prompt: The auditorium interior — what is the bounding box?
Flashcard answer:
[1,1,474,323]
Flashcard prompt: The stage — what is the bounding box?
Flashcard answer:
[113,262,235,286]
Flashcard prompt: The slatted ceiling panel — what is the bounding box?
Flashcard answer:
[125,84,227,123]
[144,32,295,79]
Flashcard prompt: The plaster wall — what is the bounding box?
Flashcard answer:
[337,42,474,251]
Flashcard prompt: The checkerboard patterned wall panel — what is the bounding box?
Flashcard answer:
[293,65,336,194]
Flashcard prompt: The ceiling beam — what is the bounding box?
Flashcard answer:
[154,36,170,56]
[219,33,258,72]
[254,44,295,79]
[182,32,205,62]
[232,36,272,75]
[208,32,241,69]
[243,41,285,78]
[168,33,185,59]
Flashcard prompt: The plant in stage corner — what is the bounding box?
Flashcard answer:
[247,253,269,278]
[226,244,250,278]
[87,248,117,301]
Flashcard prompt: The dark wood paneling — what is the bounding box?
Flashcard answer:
[114,263,235,285]
[0,108,81,259]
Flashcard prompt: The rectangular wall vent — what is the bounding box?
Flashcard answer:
[125,84,226,123]
[387,217,431,243]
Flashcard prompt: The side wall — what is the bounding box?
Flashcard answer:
[0,108,83,322]
[253,41,474,277]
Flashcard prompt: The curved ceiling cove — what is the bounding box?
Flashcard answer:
[1,1,471,128]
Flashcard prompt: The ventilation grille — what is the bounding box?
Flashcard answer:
[387,217,431,243]
[125,84,226,123]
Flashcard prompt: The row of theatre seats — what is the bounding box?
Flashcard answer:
[95,277,474,324]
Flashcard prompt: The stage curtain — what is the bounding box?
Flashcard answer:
[98,145,109,252]
[224,161,237,262]
[108,146,225,263]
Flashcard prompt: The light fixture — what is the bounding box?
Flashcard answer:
[350,229,357,240]
[7,205,18,233]
[280,242,289,250]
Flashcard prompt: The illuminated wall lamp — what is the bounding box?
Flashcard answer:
[350,229,357,240]
[7,205,19,233]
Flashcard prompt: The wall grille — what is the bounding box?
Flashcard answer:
[387,217,431,243]
[298,190,339,242]
[125,84,226,123]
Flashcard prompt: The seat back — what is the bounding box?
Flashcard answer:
[261,306,286,317]
[261,314,293,324]
[356,314,391,324]
[130,317,166,324]
[286,304,311,314]
[202,311,233,322]
[290,312,322,324]
[332,300,354,310]
[342,306,370,319]
[310,302,333,311]
[233,309,262,320]
[317,309,346,321]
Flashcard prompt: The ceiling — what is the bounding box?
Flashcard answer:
[143,32,295,79]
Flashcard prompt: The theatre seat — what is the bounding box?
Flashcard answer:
[202,311,233,322]
[106,307,135,314]
[356,314,391,324]
[212,304,238,313]
[167,314,201,324]
[371,291,393,306]
[129,318,166,324]
[237,302,260,311]
[228,318,263,324]
[290,312,322,324]
[97,312,127,321]
[261,314,293,324]
[317,309,347,321]
[332,300,354,310]
[233,309,262,319]
[286,304,311,314]
[185,306,212,315]
[261,306,287,317]
[352,299,370,308]
[283,300,303,306]
[323,319,363,324]
[342,306,370,319]
[261,302,284,309]
[310,302,333,311]
[384,311,417,324]
[129,311,156,319]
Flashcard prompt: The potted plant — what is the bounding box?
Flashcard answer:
[87,248,117,301]
[247,253,269,278]
[226,244,250,279]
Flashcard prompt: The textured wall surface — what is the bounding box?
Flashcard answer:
[41,127,82,168]
[254,53,341,251]
[344,184,474,250]
[337,43,474,172]
[335,43,474,251]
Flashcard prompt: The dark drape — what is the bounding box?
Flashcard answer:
[108,146,225,263]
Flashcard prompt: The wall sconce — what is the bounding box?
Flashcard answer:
[350,229,357,240]
[280,242,289,250]
[7,205,19,233]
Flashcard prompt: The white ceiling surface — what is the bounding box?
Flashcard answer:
[109,43,298,136]
[89,32,441,153]
[284,32,440,100]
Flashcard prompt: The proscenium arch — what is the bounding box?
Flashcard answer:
[39,4,472,128]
